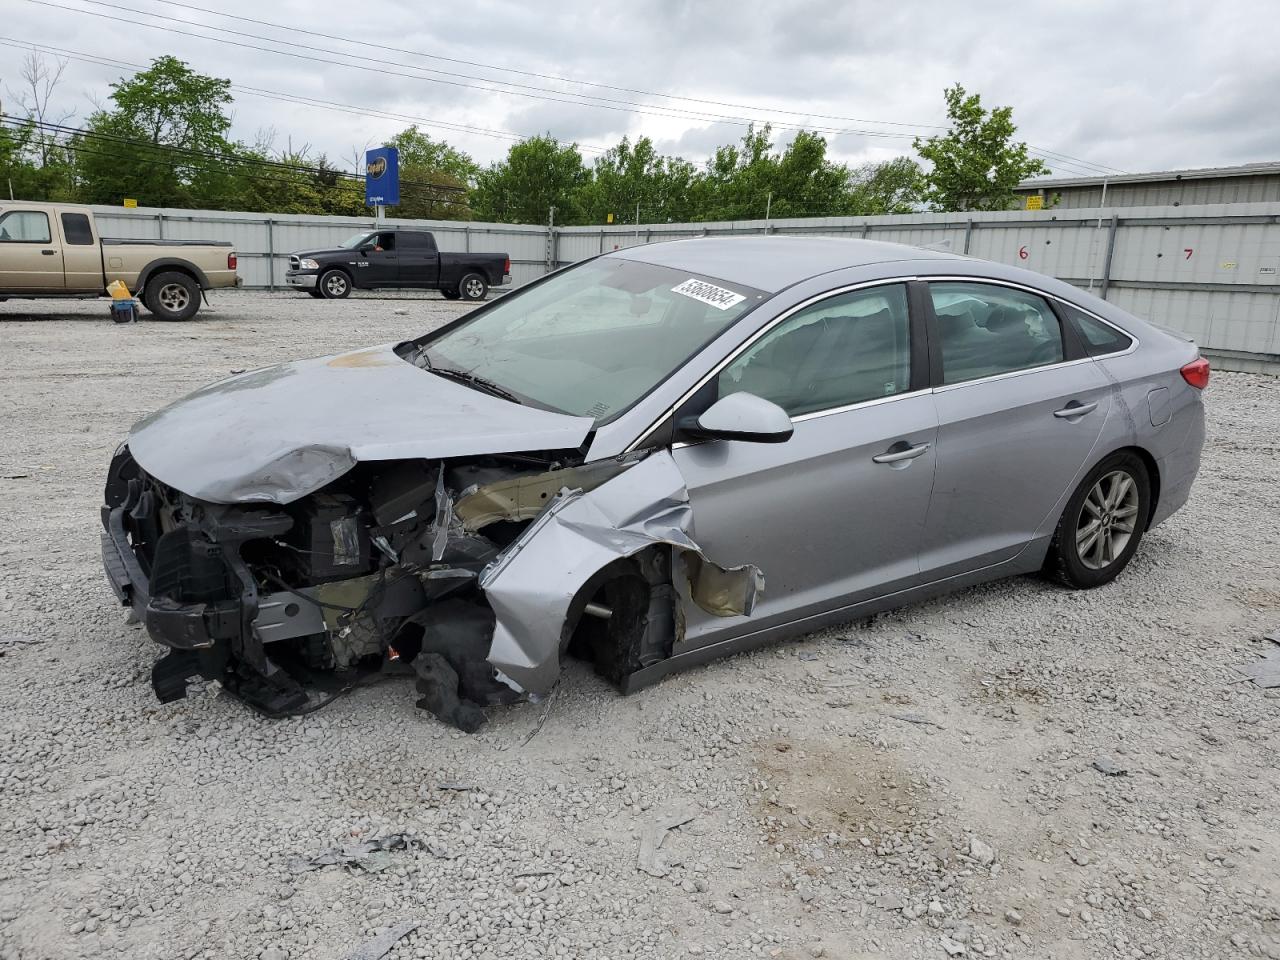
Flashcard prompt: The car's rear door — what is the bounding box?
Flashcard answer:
[397,231,439,287]
[0,208,63,291]
[917,279,1111,579]
[671,280,939,650]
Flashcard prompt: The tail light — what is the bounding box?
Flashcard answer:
[504,257,510,275]
[1180,357,1210,389]
[227,252,238,271]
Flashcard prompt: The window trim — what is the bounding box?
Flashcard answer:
[627,277,920,452]
[0,209,53,244]
[920,276,1140,392]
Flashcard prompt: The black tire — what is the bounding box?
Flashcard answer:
[319,269,352,299]
[306,289,324,299]
[1046,451,1152,589]
[143,272,200,322]
[441,288,462,300]
[458,272,488,301]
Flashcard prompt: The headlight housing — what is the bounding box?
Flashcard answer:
[299,258,320,270]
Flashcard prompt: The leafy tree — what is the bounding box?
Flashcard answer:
[74,56,236,207]
[384,126,476,219]
[845,157,922,215]
[1,52,78,201]
[913,84,1048,212]
[579,136,699,224]
[469,135,589,224]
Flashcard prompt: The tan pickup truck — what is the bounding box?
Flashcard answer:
[0,201,240,321]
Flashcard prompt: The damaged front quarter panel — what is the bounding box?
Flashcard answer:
[479,450,764,697]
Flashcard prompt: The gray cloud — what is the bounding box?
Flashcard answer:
[0,0,1274,180]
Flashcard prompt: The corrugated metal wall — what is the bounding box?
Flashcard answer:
[90,202,1280,361]
[1016,173,1280,209]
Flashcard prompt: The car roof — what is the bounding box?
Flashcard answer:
[609,235,965,293]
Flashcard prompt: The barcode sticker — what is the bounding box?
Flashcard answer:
[671,278,746,311]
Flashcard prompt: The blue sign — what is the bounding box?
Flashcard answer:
[365,147,400,206]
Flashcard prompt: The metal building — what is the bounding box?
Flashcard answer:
[1015,162,1280,210]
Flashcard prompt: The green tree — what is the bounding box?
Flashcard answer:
[384,126,476,219]
[74,56,236,207]
[845,157,922,215]
[913,84,1048,212]
[579,136,699,224]
[469,135,589,224]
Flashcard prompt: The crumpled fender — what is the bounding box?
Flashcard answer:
[479,451,763,695]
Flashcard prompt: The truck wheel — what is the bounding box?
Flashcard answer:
[144,272,201,322]
[458,273,488,301]
[319,269,352,299]
[441,288,461,300]
[306,290,324,299]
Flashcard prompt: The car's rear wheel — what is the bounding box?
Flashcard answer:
[441,288,461,300]
[1046,451,1151,588]
[319,269,351,299]
[144,272,200,321]
[458,272,488,301]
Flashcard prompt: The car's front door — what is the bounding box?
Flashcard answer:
[0,209,63,291]
[359,231,399,286]
[918,279,1111,579]
[671,281,938,650]
[397,232,439,287]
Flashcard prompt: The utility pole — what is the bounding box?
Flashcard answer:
[635,201,640,240]
[764,191,772,231]
[545,205,556,274]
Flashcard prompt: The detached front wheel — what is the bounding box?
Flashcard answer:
[144,272,200,322]
[1046,451,1151,588]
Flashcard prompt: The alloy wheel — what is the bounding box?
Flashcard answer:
[1075,470,1140,570]
[158,282,190,313]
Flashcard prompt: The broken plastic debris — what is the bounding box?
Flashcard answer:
[343,920,420,960]
[1092,756,1129,776]
[288,833,451,874]
[636,804,698,878]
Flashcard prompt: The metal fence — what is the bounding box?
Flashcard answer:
[91,202,1280,367]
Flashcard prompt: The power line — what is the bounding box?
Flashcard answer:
[0,36,608,155]
[22,0,941,143]
[94,0,952,133]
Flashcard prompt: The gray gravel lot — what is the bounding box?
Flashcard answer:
[1,290,1278,960]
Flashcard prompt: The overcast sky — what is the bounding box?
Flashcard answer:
[2,0,1277,180]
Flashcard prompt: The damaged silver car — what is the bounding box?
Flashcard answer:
[101,237,1206,729]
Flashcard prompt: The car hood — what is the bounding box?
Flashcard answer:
[291,248,348,260]
[126,343,596,505]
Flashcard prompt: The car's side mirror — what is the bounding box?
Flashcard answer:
[677,391,793,444]
[359,245,372,255]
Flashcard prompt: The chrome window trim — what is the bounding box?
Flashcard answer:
[625,277,918,453]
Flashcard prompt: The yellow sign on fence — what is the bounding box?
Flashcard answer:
[606,212,614,224]
[1025,195,1044,210]
[123,198,138,208]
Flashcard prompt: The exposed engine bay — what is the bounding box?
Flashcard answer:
[101,444,764,731]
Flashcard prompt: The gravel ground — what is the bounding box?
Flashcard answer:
[1,290,1278,960]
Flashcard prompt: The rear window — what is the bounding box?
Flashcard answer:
[61,213,94,245]
[1060,303,1134,356]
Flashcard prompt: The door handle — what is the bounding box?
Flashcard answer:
[873,442,931,464]
[41,249,56,256]
[1053,400,1098,419]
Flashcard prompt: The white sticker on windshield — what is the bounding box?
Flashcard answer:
[670,278,746,311]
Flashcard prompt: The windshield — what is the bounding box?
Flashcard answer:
[338,233,373,249]
[418,258,765,423]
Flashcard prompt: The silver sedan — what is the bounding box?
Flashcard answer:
[101,237,1207,729]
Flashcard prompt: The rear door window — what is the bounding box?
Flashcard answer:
[928,281,1064,384]
[60,212,94,245]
